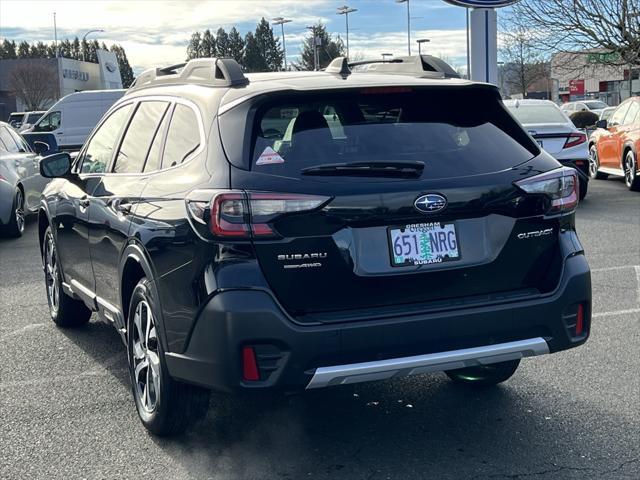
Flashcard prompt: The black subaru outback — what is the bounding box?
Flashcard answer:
[38,57,591,436]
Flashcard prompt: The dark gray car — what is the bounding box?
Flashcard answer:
[0,122,50,237]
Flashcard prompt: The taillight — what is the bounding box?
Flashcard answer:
[515,167,579,216]
[186,190,330,239]
[563,133,587,149]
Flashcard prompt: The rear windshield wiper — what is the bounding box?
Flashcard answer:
[301,161,425,178]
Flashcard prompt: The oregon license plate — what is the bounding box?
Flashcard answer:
[388,223,460,267]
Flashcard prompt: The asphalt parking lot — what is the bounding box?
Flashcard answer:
[0,178,638,480]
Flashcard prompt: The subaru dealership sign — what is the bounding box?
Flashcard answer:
[443,0,519,7]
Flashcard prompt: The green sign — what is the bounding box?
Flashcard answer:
[586,52,621,64]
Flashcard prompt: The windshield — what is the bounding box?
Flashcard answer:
[8,113,23,127]
[26,113,43,124]
[507,104,567,124]
[250,89,537,179]
[584,101,607,110]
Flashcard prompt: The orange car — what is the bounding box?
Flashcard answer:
[589,96,640,191]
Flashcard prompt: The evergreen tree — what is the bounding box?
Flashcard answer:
[46,44,57,58]
[299,23,345,71]
[17,41,31,58]
[243,32,264,72]
[254,18,284,71]
[186,31,203,60]
[110,44,135,88]
[228,27,245,64]
[30,42,49,58]
[1,39,18,59]
[89,39,100,63]
[81,39,90,62]
[60,39,73,59]
[72,37,81,60]
[216,28,230,58]
[201,29,217,57]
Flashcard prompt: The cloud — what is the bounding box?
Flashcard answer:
[0,0,468,73]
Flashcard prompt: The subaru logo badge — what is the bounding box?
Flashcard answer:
[414,194,447,214]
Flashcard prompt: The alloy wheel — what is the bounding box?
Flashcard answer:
[44,233,60,314]
[132,300,161,414]
[624,152,636,188]
[15,189,25,234]
[588,147,599,178]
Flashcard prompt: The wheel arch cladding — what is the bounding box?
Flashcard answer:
[121,257,146,323]
[38,209,49,256]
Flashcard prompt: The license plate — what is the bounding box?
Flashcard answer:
[388,223,460,267]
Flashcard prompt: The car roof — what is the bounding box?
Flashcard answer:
[503,99,558,107]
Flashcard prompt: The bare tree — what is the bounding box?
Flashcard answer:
[507,0,640,67]
[9,62,58,110]
[500,26,548,97]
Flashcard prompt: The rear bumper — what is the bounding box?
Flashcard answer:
[165,253,591,393]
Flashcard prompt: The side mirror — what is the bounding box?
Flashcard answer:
[595,119,608,129]
[40,152,72,178]
[33,141,50,155]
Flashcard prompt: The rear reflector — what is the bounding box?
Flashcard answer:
[575,304,584,336]
[563,133,587,149]
[515,166,579,216]
[242,346,260,381]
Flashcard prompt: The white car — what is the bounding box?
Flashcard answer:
[7,111,45,133]
[560,100,608,117]
[505,99,590,199]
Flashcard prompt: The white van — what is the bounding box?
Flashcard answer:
[27,90,125,150]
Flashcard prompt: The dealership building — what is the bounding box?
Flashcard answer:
[551,50,640,106]
[0,51,122,120]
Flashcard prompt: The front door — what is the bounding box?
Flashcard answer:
[599,102,631,169]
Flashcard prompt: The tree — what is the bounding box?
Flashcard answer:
[216,28,231,58]
[254,18,284,71]
[30,42,49,59]
[72,37,81,60]
[9,62,58,110]
[298,23,345,71]
[111,44,135,88]
[81,38,90,62]
[500,25,548,97]
[186,31,203,60]
[1,39,17,59]
[507,0,640,67]
[228,27,245,64]
[200,29,217,57]
[17,41,31,58]
[243,32,264,72]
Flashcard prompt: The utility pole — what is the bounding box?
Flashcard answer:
[53,12,59,58]
[336,5,357,59]
[82,29,105,62]
[272,17,292,70]
[396,0,411,55]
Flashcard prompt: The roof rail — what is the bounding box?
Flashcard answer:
[325,55,461,79]
[128,58,249,92]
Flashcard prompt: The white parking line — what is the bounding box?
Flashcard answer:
[591,265,639,273]
[593,308,640,318]
[0,323,45,342]
[636,266,640,307]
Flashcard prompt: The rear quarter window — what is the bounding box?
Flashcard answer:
[162,104,201,168]
[244,88,538,179]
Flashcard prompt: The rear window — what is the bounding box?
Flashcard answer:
[584,101,607,110]
[507,104,567,124]
[249,89,538,179]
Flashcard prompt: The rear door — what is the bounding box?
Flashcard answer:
[88,99,172,309]
[223,87,562,321]
[599,101,631,169]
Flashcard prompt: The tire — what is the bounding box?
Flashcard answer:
[1,187,26,238]
[127,278,209,436]
[623,150,640,192]
[445,359,520,386]
[579,177,588,201]
[589,145,608,180]
[43,226,92,327]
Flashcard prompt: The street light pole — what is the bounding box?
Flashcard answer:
[272,17,292,70]
[82,29,105,62]
[416,38,430,56]
[396,0,411,55]
[337,5,357,60]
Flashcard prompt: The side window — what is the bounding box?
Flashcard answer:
[35,111,61,132]
[0,126,20,153]
[113,101,169,174]
[144,106,171,172]
[622,101,639,126]
[80,105,133,174]
[7,128,30,152]
[610,102,631,126]
[162,104,201,168]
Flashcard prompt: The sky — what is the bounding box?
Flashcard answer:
[0,0,498,74]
